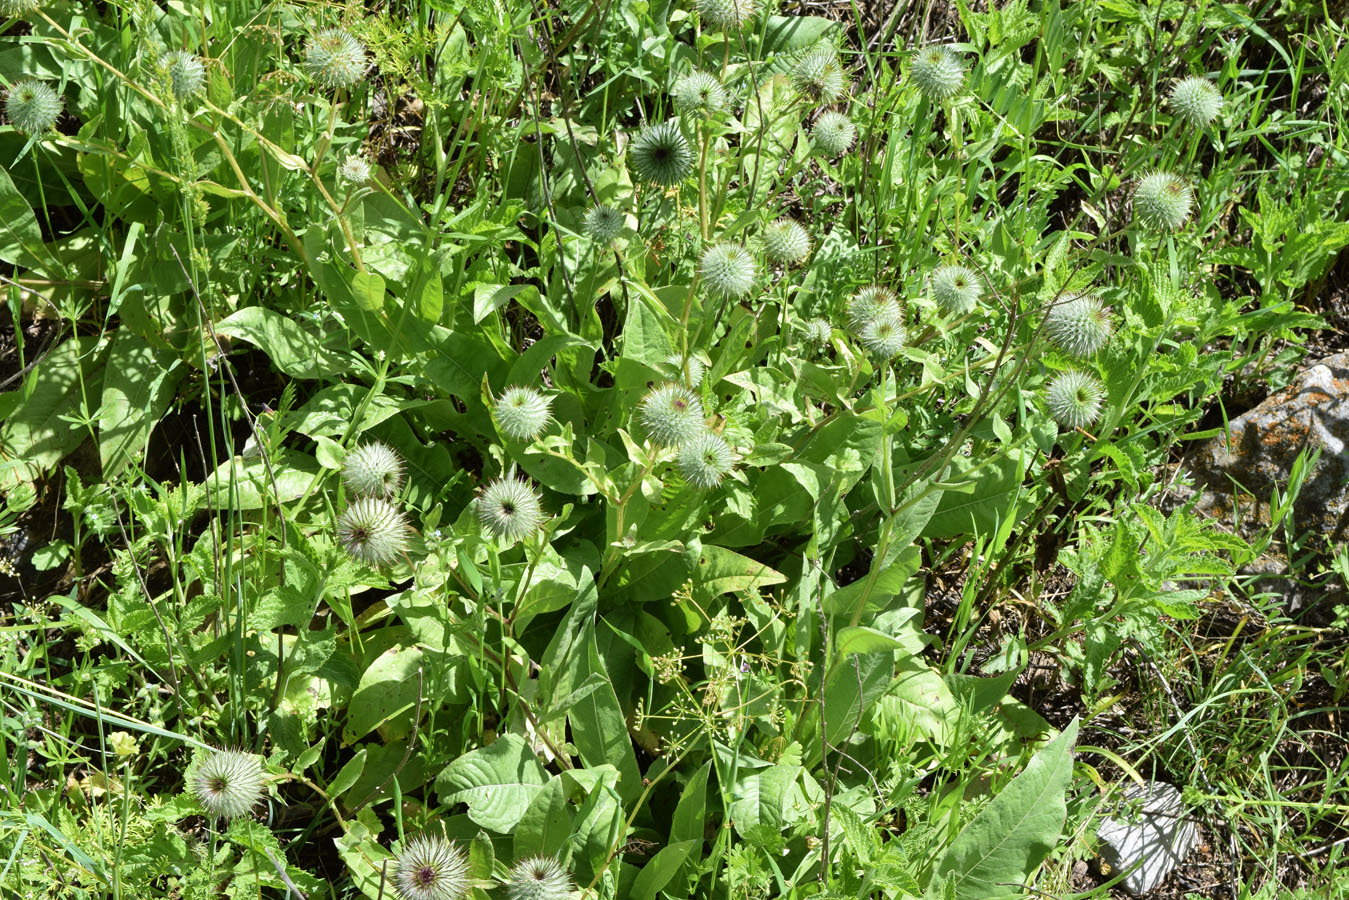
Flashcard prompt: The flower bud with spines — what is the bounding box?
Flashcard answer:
[665,354,705,388]
[505,855,573,900]
[1045,293,1113,358]
[860,315,906,358]
[641,383,705,447]
[478,476,545,543]
[190,748,266,821]
[802,318,832,348]
[337,497,410,566]
[343,441,405,498]
[930,265,981,316]
[163,50,207,100]
[584,205,624,243]
[304,28,367,90]
[393,835,470,900]
[0,0,41,16]
[695,0,757,31]
[630,120,694,186]
[5,80,60,133]
[792,48,846,105]
[762,220,812,266]
[678,432,735,489]
[811,111,856,157]
[846,285,901,333]
[699,243,757,299]
[494,386,553,442]
[1169,76,1222,127]
[339,154,371,184]
[910,45,965,101]
[1046,370,1105,430]
[1132,171,1193,231]
[672,70,727,114]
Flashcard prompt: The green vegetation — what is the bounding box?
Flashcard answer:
[1,0,1346,897]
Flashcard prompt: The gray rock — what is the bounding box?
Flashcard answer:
[1189,351,1349,542]
[1096,782,1200,895]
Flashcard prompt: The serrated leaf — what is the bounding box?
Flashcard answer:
[436,734,549,833]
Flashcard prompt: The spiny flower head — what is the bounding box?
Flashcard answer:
[5,80,61,134]
[672,70,727,114]
[393,835,470,900]
[190,748,265,821]
[930,265,981,316]
[505,855,573,900]
[860,314,906,357]
[846,284,901,333]
[699,242,758,299]
[640,383,706,447]
[336,497,409,566]
[630,120,694,186]
[665,353,705,388]
[304,28,367,90]
[477,476,545,543]
[1046,369,1105,430]
[910,45,965,101]
[339,154,371,184]
[0,0,41,16]
[678,432,735,489]
[1132,170,1193,231]
[802,318,832,348]
[494,386,553,441]
[584,205,624,243]
[1169,76,1222,127]
[1045,293,1113,358]
[762,219,811,266]
[343,441,405,497]
[695,0,757,31]
[163,50,207,100]
[811,111,856,157]
[792,48,846,105]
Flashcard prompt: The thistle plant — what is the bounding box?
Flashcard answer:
[1132,171,1193,231]
[342,441,404,497]
[339,154,372,184]
[1046,370,1106,430]
[1169,76,1222,127]
[846,285,901,333]
[930,265,981,316]
[678,432,735,489]
[640,383,706,447]
[163,50,206,100]
[5,80,61,134]
[792,48,846,105]
[494,386,553,441]
[1046,294,1113,358]
[584,205,624,243]
[762,219,812,266]
[700,243,758,299]
[910,45,965,101]
[304,28,367,90]
[694,0,757,31]
[336,497,410,566]
[478,476,545,543]
[189,748,266,821]
[811,111,856,157]
[665,353,705,387]
[630,120,694,186]
[505,855,573,900]
[672,70,727,114]
[0,0,41,16]
[802,318,832,348]
[392,835,470,900]
[860,315,906,358]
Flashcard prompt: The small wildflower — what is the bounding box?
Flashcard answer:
[478,476,545,543]
[505,855,573,900]
[792,48,846,105]
[494,386,553,442]
[304,28,367,90]
[339,154,371,184]
[678,432,735,489]
[336,497,410,566]
[1169,76,1222,127]
[190,748,266,821]
[1046,370,1105,430]
[393,835,470,900]
[163,51,207,100]
[930,265,981,316]
[630,120,694,186]
[811,111,856,157]
[695,0,757,31]
[1045,293,1113,358]
[1132,171,1193,231]
[5,80,61,134]
[910,45,965,101]
[761,219,812,266]
[342,441,405,498]
[699,243,758,299]
[672,70,727,113]
[640,383,706,447]
[584,204,625,242]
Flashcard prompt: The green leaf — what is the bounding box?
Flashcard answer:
[0,165,52,271]
[756,15,841,54]
[694,545,786,601]
[631,840,697,900]
[875,657,958,747]
[0,336,108,491]
[835,612,921,656]
[670,761,710,845]
[97,332,183,476]
[568,636,643,802]
[436,734,550,833]
[513,777,573,859]
[926,719,1080,900]
[923,449,1030,540]
[342,645,422,744]
[215,307,352,380]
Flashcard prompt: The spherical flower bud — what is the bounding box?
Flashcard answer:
[672,70,727,114]
[505,855,573,900]
[5,80,61,134]
[1169,76,1222,127]
[0,0,41,16]
[1045,293,1113,358]
[695,0,757,31]
[930,265,981,316]
[393,835,470,900]
[910,45,965,101]
[640,383,705,447]
[190,748,265,821]
[1132,171,1193,231]
[665,353,705,387]
[304,28,367,90]
[477,476,545,543]
[494,386,553,441]
[629,120,694,186]
[678,432,735,489]
[791,49,846,105]
[336,497,410,566]
[339,154,371,184]
[343,441,405,497]
[699,242,757,299]
[846,285,901,333]
[584,205,624,243]
[762,219,811,266]
[1046,369,1105,430]
[802,318,832,348]
[811,111,856,157]
[163,50,207,100]
[860,314,906,357]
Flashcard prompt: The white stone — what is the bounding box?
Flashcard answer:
[1096,782,1200,895]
